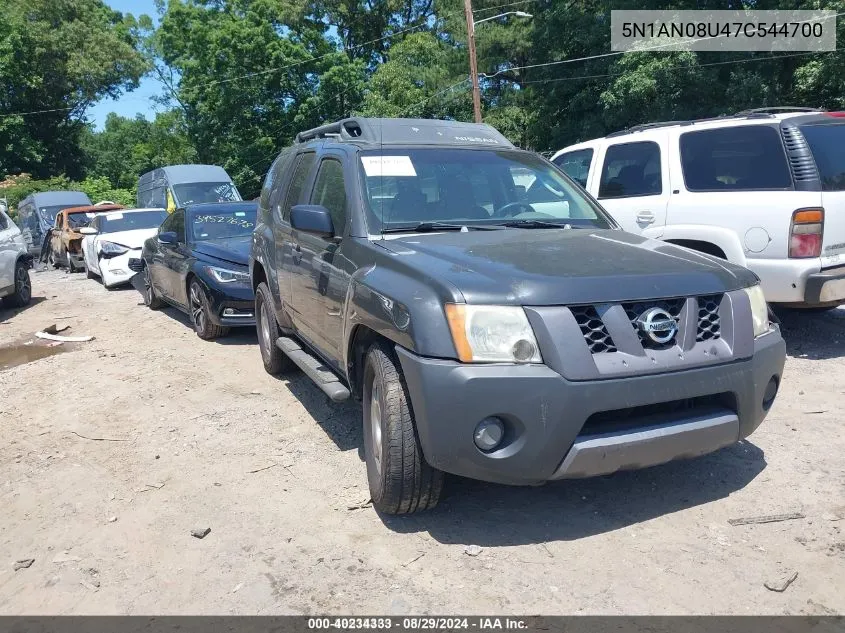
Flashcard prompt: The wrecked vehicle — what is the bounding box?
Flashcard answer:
[250,117,787,515]
[45,204,124,272]
[15,191,92,256]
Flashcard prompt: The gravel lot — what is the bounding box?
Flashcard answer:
[1,267,843,615]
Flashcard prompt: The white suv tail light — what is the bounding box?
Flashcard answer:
[789,208,824,258]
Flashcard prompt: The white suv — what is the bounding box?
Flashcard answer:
[0,205,32,308]
[552,108,845,308]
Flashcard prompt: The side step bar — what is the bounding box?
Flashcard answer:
[276,337,350,402]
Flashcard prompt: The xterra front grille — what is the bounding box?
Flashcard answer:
[696,294,722,341]
[570,305,617,353]
[622,297,685,350]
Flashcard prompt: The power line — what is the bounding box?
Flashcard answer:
[519,50,841,85]
[0,106,74,119]
[473,0,536,16]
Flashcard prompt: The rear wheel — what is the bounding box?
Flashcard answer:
[189,279,228,340]
[4,261,32,307]
[363,342,443,514]
[66,249,77,273]
[143,263,162,310]
[255,282,294,375]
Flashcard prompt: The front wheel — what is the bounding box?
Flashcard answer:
[143,263,163,310]
[255,281,294,375]
[66,250,77,273]
[363,342,444,514]
[84,257,95,280]
[4,261,32,307]
[189,279,228,340]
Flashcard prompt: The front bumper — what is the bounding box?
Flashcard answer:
[396,328,785,486]
[100,249,140,287]
[203,281,256,327]
[804,264,845,306]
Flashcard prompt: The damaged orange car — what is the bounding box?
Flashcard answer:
[45,204,124,271]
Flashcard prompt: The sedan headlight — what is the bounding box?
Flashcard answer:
[100,241,129,256]
[205,265,250,284]
[444,304,542,363]
[744,284,770,337]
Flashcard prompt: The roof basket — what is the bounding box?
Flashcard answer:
[295,118,364,144]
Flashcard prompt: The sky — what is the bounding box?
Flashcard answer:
[86,0,163,130]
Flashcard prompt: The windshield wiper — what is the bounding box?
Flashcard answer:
[381,222,500,233]
[496,219,574,229]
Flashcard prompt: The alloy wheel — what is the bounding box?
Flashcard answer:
[369,382,383,475]
[190,284,206,332]
[16,265,31,303]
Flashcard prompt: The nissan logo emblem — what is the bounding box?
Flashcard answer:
[636,307,678,345]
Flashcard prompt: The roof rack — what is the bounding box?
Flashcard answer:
[736,106,824,115]
[295,117,516,148]
[606,120,692,137]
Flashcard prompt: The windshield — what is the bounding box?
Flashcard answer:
[800,123,845,191]
[100,210,168,233]
[67,212,95,228]
[190,207,256,241]
[359,148,613,232]
[173,182,242,205]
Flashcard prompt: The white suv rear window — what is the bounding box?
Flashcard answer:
[799,123,845,191]
[679,125,792,192]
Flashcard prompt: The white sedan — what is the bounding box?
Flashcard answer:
[80,208,168,288]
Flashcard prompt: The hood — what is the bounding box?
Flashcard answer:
[190,235,250,266]
[98,228,158,250]
[378,229,758,305]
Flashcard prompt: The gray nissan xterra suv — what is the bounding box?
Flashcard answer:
[250,117,786,514]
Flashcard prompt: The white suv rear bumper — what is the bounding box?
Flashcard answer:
[749,258,845,306]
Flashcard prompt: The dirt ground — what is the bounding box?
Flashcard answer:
[0,266,843,615]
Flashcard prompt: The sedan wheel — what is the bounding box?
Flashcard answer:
[189,279,227,340]
[143,264,162,310]
[4,261,32,307]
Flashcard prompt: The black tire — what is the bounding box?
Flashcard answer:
[189,278,228,340]
[4,260,32,307]
[66,249,77,273]
[255,281,294,375]
[142,263,163,310]
[362,342,444,514]
[84,257,95,280]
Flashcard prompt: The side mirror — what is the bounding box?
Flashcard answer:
[290,204,334,238]
[158,231,178,244]
[79,226,98,235]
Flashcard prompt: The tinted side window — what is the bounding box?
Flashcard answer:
[311,159,348,235]
[171,210,186,241]
[599,142,662,198]
[159,212,175,234]
[554,149,593,188]
[680,126,791,192]
[282,153,317,220]
[799,123,845,191]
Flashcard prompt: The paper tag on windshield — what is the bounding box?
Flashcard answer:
[235,211,245,217]
[361,156,417,177]
[105,213,124,221]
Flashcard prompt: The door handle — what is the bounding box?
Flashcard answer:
[292,244,302,264]
[636,210,656,223]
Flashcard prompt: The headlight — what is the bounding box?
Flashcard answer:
[744,284,770,337]
[205,265,250,284]
[444,304,542,363]
[100,241,128,255]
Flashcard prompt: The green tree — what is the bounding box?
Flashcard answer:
[0,0,148,179]
[82,110,197,190]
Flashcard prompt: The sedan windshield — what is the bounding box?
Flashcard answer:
[190,207,256,241]
[360,148,614,232]
[100,210,168,233]
[173,182,241,205]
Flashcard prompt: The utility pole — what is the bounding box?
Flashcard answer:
[463,0,483,124]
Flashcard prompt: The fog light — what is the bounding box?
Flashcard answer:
[474,417,505,452]
[762,376,779,410]
[223,308,234,316]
